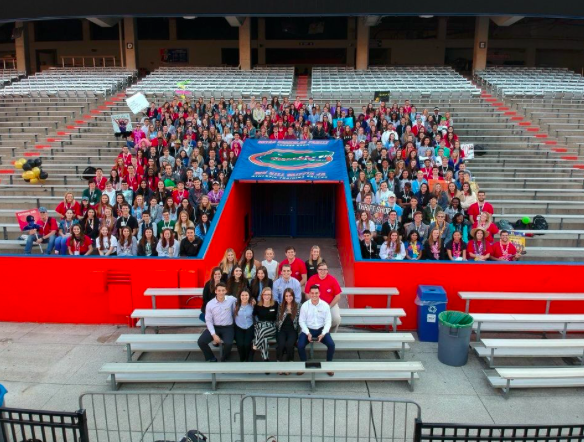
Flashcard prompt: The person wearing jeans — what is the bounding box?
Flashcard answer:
[24,207,57,255]
[297,285,335,376]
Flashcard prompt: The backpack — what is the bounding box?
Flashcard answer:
[82,166,97,181]
[180,430,207,442]
[532,215,549,231]
[495,219,513,231]
[474,144,487,157]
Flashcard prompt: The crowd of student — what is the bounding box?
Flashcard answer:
[22,94,519,261]
[198,245,339,374]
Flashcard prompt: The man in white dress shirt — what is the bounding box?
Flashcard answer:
[297,285,335,376]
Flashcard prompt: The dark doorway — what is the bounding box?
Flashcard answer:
[251,183,335,237]
[35,49,57,72]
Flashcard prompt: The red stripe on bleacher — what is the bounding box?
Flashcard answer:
[496,107,510,111]
[35,145,49,149]
[66,125,77,129]
[46,138,62,142]
[573,164,584,169]
[105,101,114,105]
[544,140,558,145]
[57,131,70,136]
[111,97,122,102]
[552,148,568,153]
[535,134,548,138]
[98,105,108,110]
[0,170,15,174]
[90,110,101,114]
[75,120,86,124]
[485,98,497,102]
[480,93,492,98]
[505,111,518,115]
[526,128,539,132]
[561,156,578,161]
[518,122,531,126]
[82,115,93,119]
[510,116,523,121]
[24,152,40,157]
[492,102,504,106]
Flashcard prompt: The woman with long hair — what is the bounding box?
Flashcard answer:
[55,191,81,220]
[96,225,117,256]
[417,182,431,208]
[239,247,261,281]
[356,211,375,241]
[163,196,178,221]
[219,248,237,281]
[177,198,195,222]
[96,194,112,219]
[195,213,211,242]
[234,289,255,362]
[380,230,406,260]
[156,228,178,257]
[252,287,279,363]
[250,266,273,300]
[445,230,467,261]
[459,182,477,211]
[55,209,78,255]
[132,194,147,220]
[227,265,249,297]
[113,193,126,218]
[405,230,423,260]
[276,288,300,373]
[467,228,491,261]
[449,212,469,243]
[101,206,117,237]
[422,228,444,261]
[201,267,223,321]
[305,245,323,279]
[66,224,93,256]
[136,179,154,202]
[174,210,195,242]
[196,195,215,221]
[81,208,100,243]
[117,226,137,256]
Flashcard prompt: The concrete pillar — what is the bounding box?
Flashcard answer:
[356,18,369,71]
[239,17,251,70]
[436,17,448,65]
[346,17,356,68]
[123,18,139,71]
[472,16,489,72]
[169,18,177,41]
[82,19,91,42]
[258,18,266,65]
[14,21,30,74]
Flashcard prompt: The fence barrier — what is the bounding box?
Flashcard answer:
[0,407,88,442]
[414,421,584,442]
[79,391,421,442]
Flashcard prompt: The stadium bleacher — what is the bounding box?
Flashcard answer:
[0,67,582,260]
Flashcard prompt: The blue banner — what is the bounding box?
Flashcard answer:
[231,139,347,182]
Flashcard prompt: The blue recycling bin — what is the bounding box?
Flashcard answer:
[416,286,448,342]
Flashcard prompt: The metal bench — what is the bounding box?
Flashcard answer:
[459,291,584,314]
[472,314,584,341]
[486,367,584,397]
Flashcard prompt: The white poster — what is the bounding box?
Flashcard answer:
[111,113,133,133]
[126,92,149,115]
[461,143,475,160]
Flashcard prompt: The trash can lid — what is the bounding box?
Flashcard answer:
[439,311,474,328]
[416,285,447,301]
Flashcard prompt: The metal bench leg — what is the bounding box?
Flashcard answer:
[476,323,482,342]
[140,321,146,334]
[310,373,316,392]
[489,348,495,369]
[503,379,511,398]
[561,323,568,339]
[110,374,118,391]
[212,373,217,391]
[310,342,314,360]
[392,317,397,333]
[126,344,132,363]
[408,372,414,392]
[400,342,405,360]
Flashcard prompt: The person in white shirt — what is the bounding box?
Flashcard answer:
[261,247,279,280]
[297,285,335,376]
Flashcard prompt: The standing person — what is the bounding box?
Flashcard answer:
[305,245,323,279]
[234,289,255,362]
[467,190,494,224]
[304,261,342,333]
[66,225,93,256]
[201,267,223,322]
[219,248,237,281]
[297,285,335,376]
[273,264,303,304]
[239,247,261,281]
[197,282,236,362]
[227,265,249,297]
[252,287,279,363]
[24,207,57,255]
[276,288,300,374]
[261,248,278,280]
[277,246,308,287]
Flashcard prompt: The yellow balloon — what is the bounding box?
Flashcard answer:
[15,162,23,169]
[30,178,39,184]
[23,171,35,180]
[32,167,41,177]
[18,158,26,164]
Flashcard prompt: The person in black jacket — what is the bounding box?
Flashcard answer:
[422,228,445,260]
[360,230,379,259]
[137,228,158,257]
[311,121,328,139]
[179,227,202,257]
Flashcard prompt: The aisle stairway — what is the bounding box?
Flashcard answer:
[0,90,582,260]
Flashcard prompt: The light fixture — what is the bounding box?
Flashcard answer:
[419,15,434,19]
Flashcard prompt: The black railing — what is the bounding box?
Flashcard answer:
[415,420,584,442]
[0,407,89,442]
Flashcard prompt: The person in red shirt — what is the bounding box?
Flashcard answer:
[467,228,492,261]
[270,121,286,140]
[55,191,81,219]
[304,261,342,333]
[118,145,133,166]
[467,190,494,224]
[284,127,297,140]
[24,207,58,254]
[66,225,93,256]
[172,182,189,205]
[491,230,522,261]
[471,212,499,245]
[93,168,107,191]
[125,165,141,192]
[277,246,307,287]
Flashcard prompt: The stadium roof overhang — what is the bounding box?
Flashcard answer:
[1,0,584,23]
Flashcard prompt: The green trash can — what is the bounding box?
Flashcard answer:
[437,311,474,367]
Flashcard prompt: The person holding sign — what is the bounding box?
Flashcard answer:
[490,230,522,262]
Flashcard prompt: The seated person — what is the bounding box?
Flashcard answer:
[297,285,335,376]
[360,229,379,259]
[490,230,522,262]
[197,282,236,362]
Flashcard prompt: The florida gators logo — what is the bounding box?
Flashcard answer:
[249,149,334,170]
